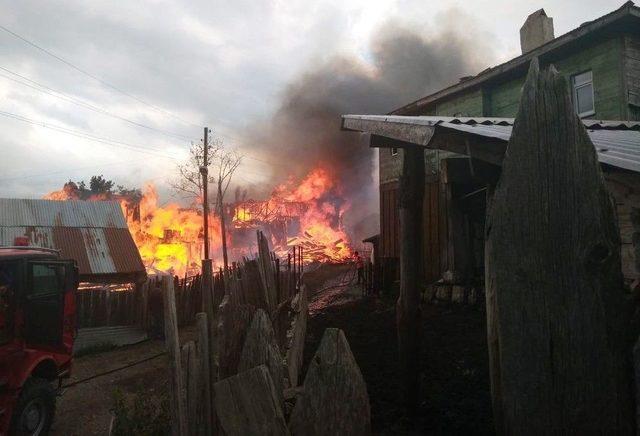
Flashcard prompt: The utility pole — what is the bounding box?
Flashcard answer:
[218,178,229,270]
[201,127,210,260]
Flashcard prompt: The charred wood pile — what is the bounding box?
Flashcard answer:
[160,230,371,435]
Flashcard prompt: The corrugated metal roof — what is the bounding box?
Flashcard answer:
[0,198,127,228]
[435,122,640,173]
[341,115,640,173]
[343,114,640,130]
[0,199,145,282]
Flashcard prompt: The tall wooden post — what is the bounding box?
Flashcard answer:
[162,275,188,436]
[396,146,424,416]
[196,312,213,436]
[218,179,229,270]
[202,127,211,260]
[485,59,634,434]
[201,259,217,396]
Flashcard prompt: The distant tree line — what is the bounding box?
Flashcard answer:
[59,175,142,203]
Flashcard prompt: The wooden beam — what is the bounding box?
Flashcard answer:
[342,116,435,145]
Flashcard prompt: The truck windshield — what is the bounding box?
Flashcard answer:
[0,261,19,345]
[30,263,64,296]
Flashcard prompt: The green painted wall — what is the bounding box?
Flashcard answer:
[434,89,483,117]
[553,36,624,119]
[486,77,525,117]
[417,36,628,120]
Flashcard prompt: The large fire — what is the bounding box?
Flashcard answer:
[124,184,222,276]
[44,166,353,275]
[233,167,352,263]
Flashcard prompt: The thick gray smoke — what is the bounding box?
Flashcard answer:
[245,18,493,242]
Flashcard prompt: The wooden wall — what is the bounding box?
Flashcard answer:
[424,182,443,283]
[380,179,444,285]
[380,181,399,259]
[605,171,640,283]
[624,35,640,120]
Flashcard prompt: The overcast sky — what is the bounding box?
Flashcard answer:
[0,0,624,200]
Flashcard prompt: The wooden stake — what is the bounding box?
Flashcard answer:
[162,275,188,436]
[197,312,213,436]
[181,341,199,436]
[486,59,634,434]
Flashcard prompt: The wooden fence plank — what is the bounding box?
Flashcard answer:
[485,59,634,434]
[162,275,188,436]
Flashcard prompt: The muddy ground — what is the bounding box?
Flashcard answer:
[54,263,493,435]
[302,264,494,435]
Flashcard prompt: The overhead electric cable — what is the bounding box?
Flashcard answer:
[0,23,201,128]
[0,66,196,141]
[0,159,144,182]
[0,109,180,159]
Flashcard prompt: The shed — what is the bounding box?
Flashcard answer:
[0,198,146,284]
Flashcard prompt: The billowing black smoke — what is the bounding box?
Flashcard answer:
[245,17,493,242]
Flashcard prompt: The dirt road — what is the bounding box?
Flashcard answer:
[52,326,196,435]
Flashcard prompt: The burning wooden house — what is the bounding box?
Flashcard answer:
[230,167,353,263]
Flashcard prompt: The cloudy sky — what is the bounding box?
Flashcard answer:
[0,0,624,201]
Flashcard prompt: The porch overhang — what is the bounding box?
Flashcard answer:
[341,115,640,172]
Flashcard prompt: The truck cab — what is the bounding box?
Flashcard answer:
[0,244,78,435]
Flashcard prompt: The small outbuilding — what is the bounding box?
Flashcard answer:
[0,198,148,350]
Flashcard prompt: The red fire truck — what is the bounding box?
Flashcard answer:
[0,241,78,435]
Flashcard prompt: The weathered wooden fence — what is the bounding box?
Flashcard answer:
[76,285,142,328]
[159,230,371,435]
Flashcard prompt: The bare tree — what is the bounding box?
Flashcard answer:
[213,145,243,270]
[170,140,221,203]
[171,135,242,269]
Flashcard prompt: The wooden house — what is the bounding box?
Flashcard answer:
[343,2,640,298]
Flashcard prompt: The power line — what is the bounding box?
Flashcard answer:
[0,159,144,182]
[0,23,201,128]
[0,66,196,141]
[0,109,180,159]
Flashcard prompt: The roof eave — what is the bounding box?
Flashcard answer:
[390,2,640,116]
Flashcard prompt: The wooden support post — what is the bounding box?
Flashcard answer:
[197,312,213,436]
[162,275,188,436]
[396,145,424,416]
[287,253,292,299]
[485,59,634,434]
[201,259,218,395]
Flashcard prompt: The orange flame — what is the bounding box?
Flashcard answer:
[45,165,353,274]
[122,184,222,276]
[233,166,353,263]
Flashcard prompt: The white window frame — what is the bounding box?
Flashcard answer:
[572,70,595,118]
[390,148,398,156]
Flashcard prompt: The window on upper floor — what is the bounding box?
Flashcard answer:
[390,148,398,156]
[572,70,595,118]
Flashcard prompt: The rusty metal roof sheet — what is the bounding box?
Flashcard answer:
[0,199,145,282]
[0,198,128,228]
